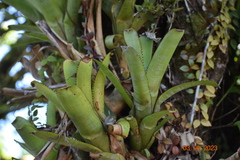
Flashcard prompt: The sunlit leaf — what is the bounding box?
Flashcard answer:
[193,120,200,129]
[194,136,204,145]
[200,103,208,112]
[207,51,214,59]
[207,59,215,69]
[201,119,212,127]
[204,90,216,97]
[201,111,209,120]
[206,85,216,94]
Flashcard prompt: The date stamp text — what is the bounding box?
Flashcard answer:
[182,145,218,151]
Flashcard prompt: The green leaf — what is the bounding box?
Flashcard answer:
[230,39,237,49]
[201,119,211,127]
[22,33,50,42]
[105,34,124,49]
[116,0,135,33]
[125,116,141,151]
[76,58,93,105]
[94,60,134,108]
[179,65,190,72]
[47,55,57,62]
[193,119,201,128]
[32,131,102,153]
[187,73,195,79]
[115,118,130,138]
[123,46,151,120]
[154,81,218,112]
[139,110,172,149]
[31,81,64,112]
[12,117,47,156]
[46,101,56,126]
[124,28,142,57]
[147,29,184,106]
[145,115,174,149]
[63,59,79,86]
[131,11,149,31]
[234,121,240,131]
[93,54,111,120]
[9,25,44,35]
[139,36,153,70]
[41,59,48,66]
[1,0,43,22]
[25,0,65,38]
[57,85,110,152]
[63,0,81,48]
[12,37,47,48]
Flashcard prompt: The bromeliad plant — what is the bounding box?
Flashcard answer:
[14,26,218,159]
[1,0,220,159]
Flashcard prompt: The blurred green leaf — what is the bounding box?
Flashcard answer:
[32,131,103,153]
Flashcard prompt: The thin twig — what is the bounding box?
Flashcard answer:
[213,105,240,121]
[210,114,239,129]
[40,142,56,160]
[184,0,191,15]
[189,42,209,127]
[211,82,234,121]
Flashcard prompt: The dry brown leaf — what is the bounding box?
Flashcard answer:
[157,143,165,154]
[36,20,85,60]
[95,0,106,57]
[109,134,126,156]
[225,148,240,160]
[130,151,148,160]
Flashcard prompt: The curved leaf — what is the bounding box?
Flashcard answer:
[12,117,47,156]
[9,25,44,35]
[26,0,65,39]
[116,0,136,33]
[23,33,50,42]
[146,115,175,149]
[1,0,43,22]
[31,81,64,112]
[125,116,141,151]
[123,46,151,120]
[57,85,110,152]
[63,59,79,86]
[105,34,124,49]
[124,28,142,57]
[139,36,153,70]
[154,80,219,112]
[147,29,184,106]
[139,110,172,149]
[76,58,93,105]
[94,60,133,108]
[32,131,102,153]
[93,54,111,120]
